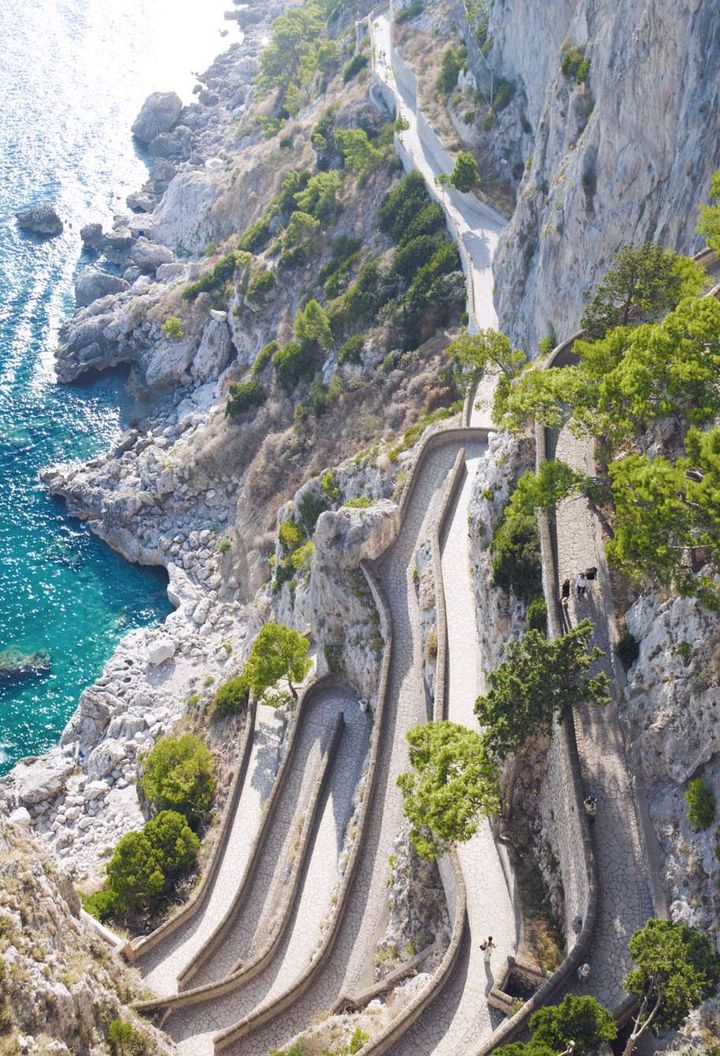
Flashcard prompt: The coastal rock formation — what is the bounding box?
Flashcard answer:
[485,0,720,349]
[131,90,183,144]
[15,202,63,237]
[75,268,129,307]
[0,813,168,1055]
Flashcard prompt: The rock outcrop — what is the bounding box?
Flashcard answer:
[75,268,129,307]
[131,90,184,144]
[16,202,63,237]
[483,0,720,349]
[0,813,169,1055]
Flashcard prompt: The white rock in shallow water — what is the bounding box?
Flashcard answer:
[131,91,183,144]
[146,636,176,665]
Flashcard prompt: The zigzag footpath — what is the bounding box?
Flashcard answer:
[138,681,369,1056]
[205,428,490,1056]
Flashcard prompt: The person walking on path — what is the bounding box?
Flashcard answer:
[480,936,496,963]
[575,572,588,597]
[560,577,571,606]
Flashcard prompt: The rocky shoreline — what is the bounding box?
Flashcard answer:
[0,0,283,882]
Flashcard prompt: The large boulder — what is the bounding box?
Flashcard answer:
[80,223,104,250]
[192,318,232,382]
[16,203,63,237]
[131,91,183,144]
[150,169,219,255]
[86,738,126,779]
[13,755,73,807]
[75,269,129,307]
[146,636,176,666]
[129,236,175,274]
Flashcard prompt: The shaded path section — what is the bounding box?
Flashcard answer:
[139,705,285,998]
[166,688,370,1055]
[553,427,656,1007]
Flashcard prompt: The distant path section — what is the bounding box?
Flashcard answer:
[370,8,506,333]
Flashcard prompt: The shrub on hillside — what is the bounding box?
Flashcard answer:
[214,675,251,718]
[140,733,215,826]
[226,378,266,417]
[685,778,716,830]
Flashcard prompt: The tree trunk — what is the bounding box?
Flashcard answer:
[288,678,298,701]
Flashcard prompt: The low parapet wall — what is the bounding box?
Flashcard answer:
[125,700,258,965]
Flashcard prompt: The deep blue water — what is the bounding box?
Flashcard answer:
[0,0,240,773]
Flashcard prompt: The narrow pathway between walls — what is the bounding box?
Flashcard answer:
[551,427,657,1007]
[137,705,285,998]
[388,440,517,1056]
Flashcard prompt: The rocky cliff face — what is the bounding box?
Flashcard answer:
[0,814,168,1056]
[486,0,720,349]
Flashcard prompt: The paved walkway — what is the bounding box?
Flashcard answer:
[371,10,505,332]
[389,444,517,1056]
[139,705,286,997]
[165,689,370,1055]
[216,439,476,1056]
[553,427,656,1007]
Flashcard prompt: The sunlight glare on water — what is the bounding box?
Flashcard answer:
[0,0,241,772]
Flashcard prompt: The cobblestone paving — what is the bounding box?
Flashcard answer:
[165,689,370,1055]
[139,705,286,997]
[217,441,465,1056]
[554,428,656,1008]
[389,444,516,1056]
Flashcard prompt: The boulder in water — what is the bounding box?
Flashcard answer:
[75,268,129,307]
[131,91,183,144]
[80,222,104,250]
[16,203,63,237]
[0,649,51,686]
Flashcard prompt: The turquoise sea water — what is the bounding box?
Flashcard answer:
[0,0,240,773]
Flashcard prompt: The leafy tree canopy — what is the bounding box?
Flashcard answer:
[244,621,311,700]
[397,721,499,859]
[107,830,165,909]
[334,128,384,183]
[475,620,610,759]
[447,328,525,384]
[580,243,705,339]
[529,994,617,1055]
[448,151,481,193]
[140,733,215,826]
[623,919,720,1053]
[294,298,334,350]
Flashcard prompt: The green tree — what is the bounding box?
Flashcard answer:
[226,378,266,417]
[273,340,313,389]
[697,171,720,255]
[493,1045,554,1056]
[447,327,525,381]
[334,128,384,183]
[606,427,720,606]
[107,1018,142,1056]
[623,919,720,1055]
[448,151,481,193]
[244,622,311,700]
[106,830,165,909]
[685,778,716,830]
[580,243,705,339]
[397,721,499,859]
[162,315,185,340]
[294,298,333,350]
[475,621,610,759]
[529,995,617,1055]
[436,44,465,95]
[140,733,215,826]
[294,170,343,219]
[284,210,320,250]
[143,809,199,879]
[214,674,251,718]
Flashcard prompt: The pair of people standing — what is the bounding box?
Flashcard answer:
[561,566,598,603]
[479,936,496,962]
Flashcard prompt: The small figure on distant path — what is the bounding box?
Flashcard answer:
[560,577,571,606]
[585,566,598,583]
[575,573,588,597]
[584,794,598,819]
[480,936,496,962]
[577,962,592,984]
